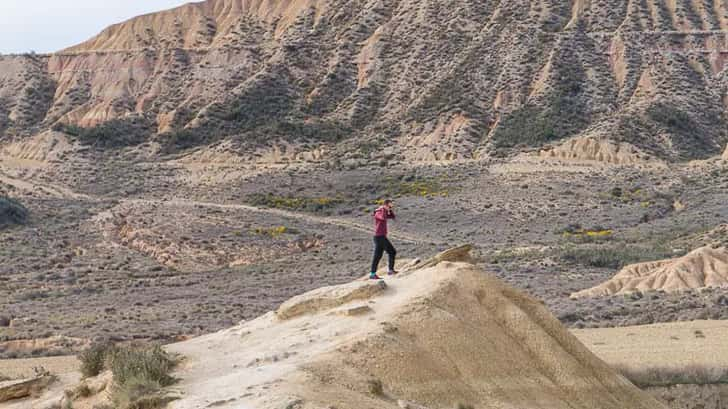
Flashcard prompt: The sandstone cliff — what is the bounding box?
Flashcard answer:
[2,0,728,161]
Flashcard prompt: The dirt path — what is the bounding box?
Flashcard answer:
[125,198,438,245]
[0,164,436,245]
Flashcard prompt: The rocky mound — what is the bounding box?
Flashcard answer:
[723,145,728,160]
[2,0,728,160]
[572,246,728,299]
[166,247,666,409]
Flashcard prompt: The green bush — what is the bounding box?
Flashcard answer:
[380,176,450,199]
[111,376,175,409]
[107,344,176,388]
[78,343,114,378]
[247,193,342,213]
[107,344,177,409]
[78,343,176,409]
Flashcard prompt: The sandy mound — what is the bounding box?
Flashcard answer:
[572,246,728,299]
[538,136,661,166]
[166,247,665,409]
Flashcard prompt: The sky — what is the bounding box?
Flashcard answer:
[0,0,194,54]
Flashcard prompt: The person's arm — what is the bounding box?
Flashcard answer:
[387,208,396,219]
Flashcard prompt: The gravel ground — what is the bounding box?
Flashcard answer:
[2,150,728,357]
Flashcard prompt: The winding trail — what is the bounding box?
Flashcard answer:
[1,161,440,246]
[125,198,433,245]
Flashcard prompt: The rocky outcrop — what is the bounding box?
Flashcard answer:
[572,247,728,298]
[1,0,728,160]
[277,279,387,320]
[167,246,667,409]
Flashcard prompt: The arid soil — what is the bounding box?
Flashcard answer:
[2,143,728,357]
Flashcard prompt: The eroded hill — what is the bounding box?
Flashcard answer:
[1,0,728,161]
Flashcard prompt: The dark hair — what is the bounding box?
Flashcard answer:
[383,199,393,205]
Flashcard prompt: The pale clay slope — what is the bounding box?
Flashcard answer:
[163,248,665,409]
[572,246,728,299]
[537,136,665,167]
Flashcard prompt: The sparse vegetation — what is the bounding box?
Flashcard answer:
[614,363,728,387]
[252,226,300,237]
[559,243,678,269]
[247,193,342,213]
[558,224,614,243]
[77,343,177,409]
[380,176,451,199]
[53,117,152,148]
[0,196,28,227]
[107,344,177,409]
[366,378,384,396]
[79,342,114,378]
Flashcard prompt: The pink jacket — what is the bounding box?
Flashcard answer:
[373,206,395,237]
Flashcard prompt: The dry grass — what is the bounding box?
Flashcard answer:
[614,363,728,387]
[76,343,178,409]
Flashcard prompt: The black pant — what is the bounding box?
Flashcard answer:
[371,236,396,273]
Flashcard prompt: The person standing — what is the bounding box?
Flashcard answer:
[370,199,397,279]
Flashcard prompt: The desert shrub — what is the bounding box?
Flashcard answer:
[646,102,720,159]
[367,378,383,396]
[107,344,177,409]
[614,363,728,387]
[385,178,450,197]
[380,176,451,199]
[490,70,588,153]
[111,376,175,409]
[107,344,176,387]
[251,226,300,237]
[160,129,202,152]
[79,343,115,378]
[558,224,614,243]
[247,193,342,213]
[490,105,559,150]
[0,196,28,227]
